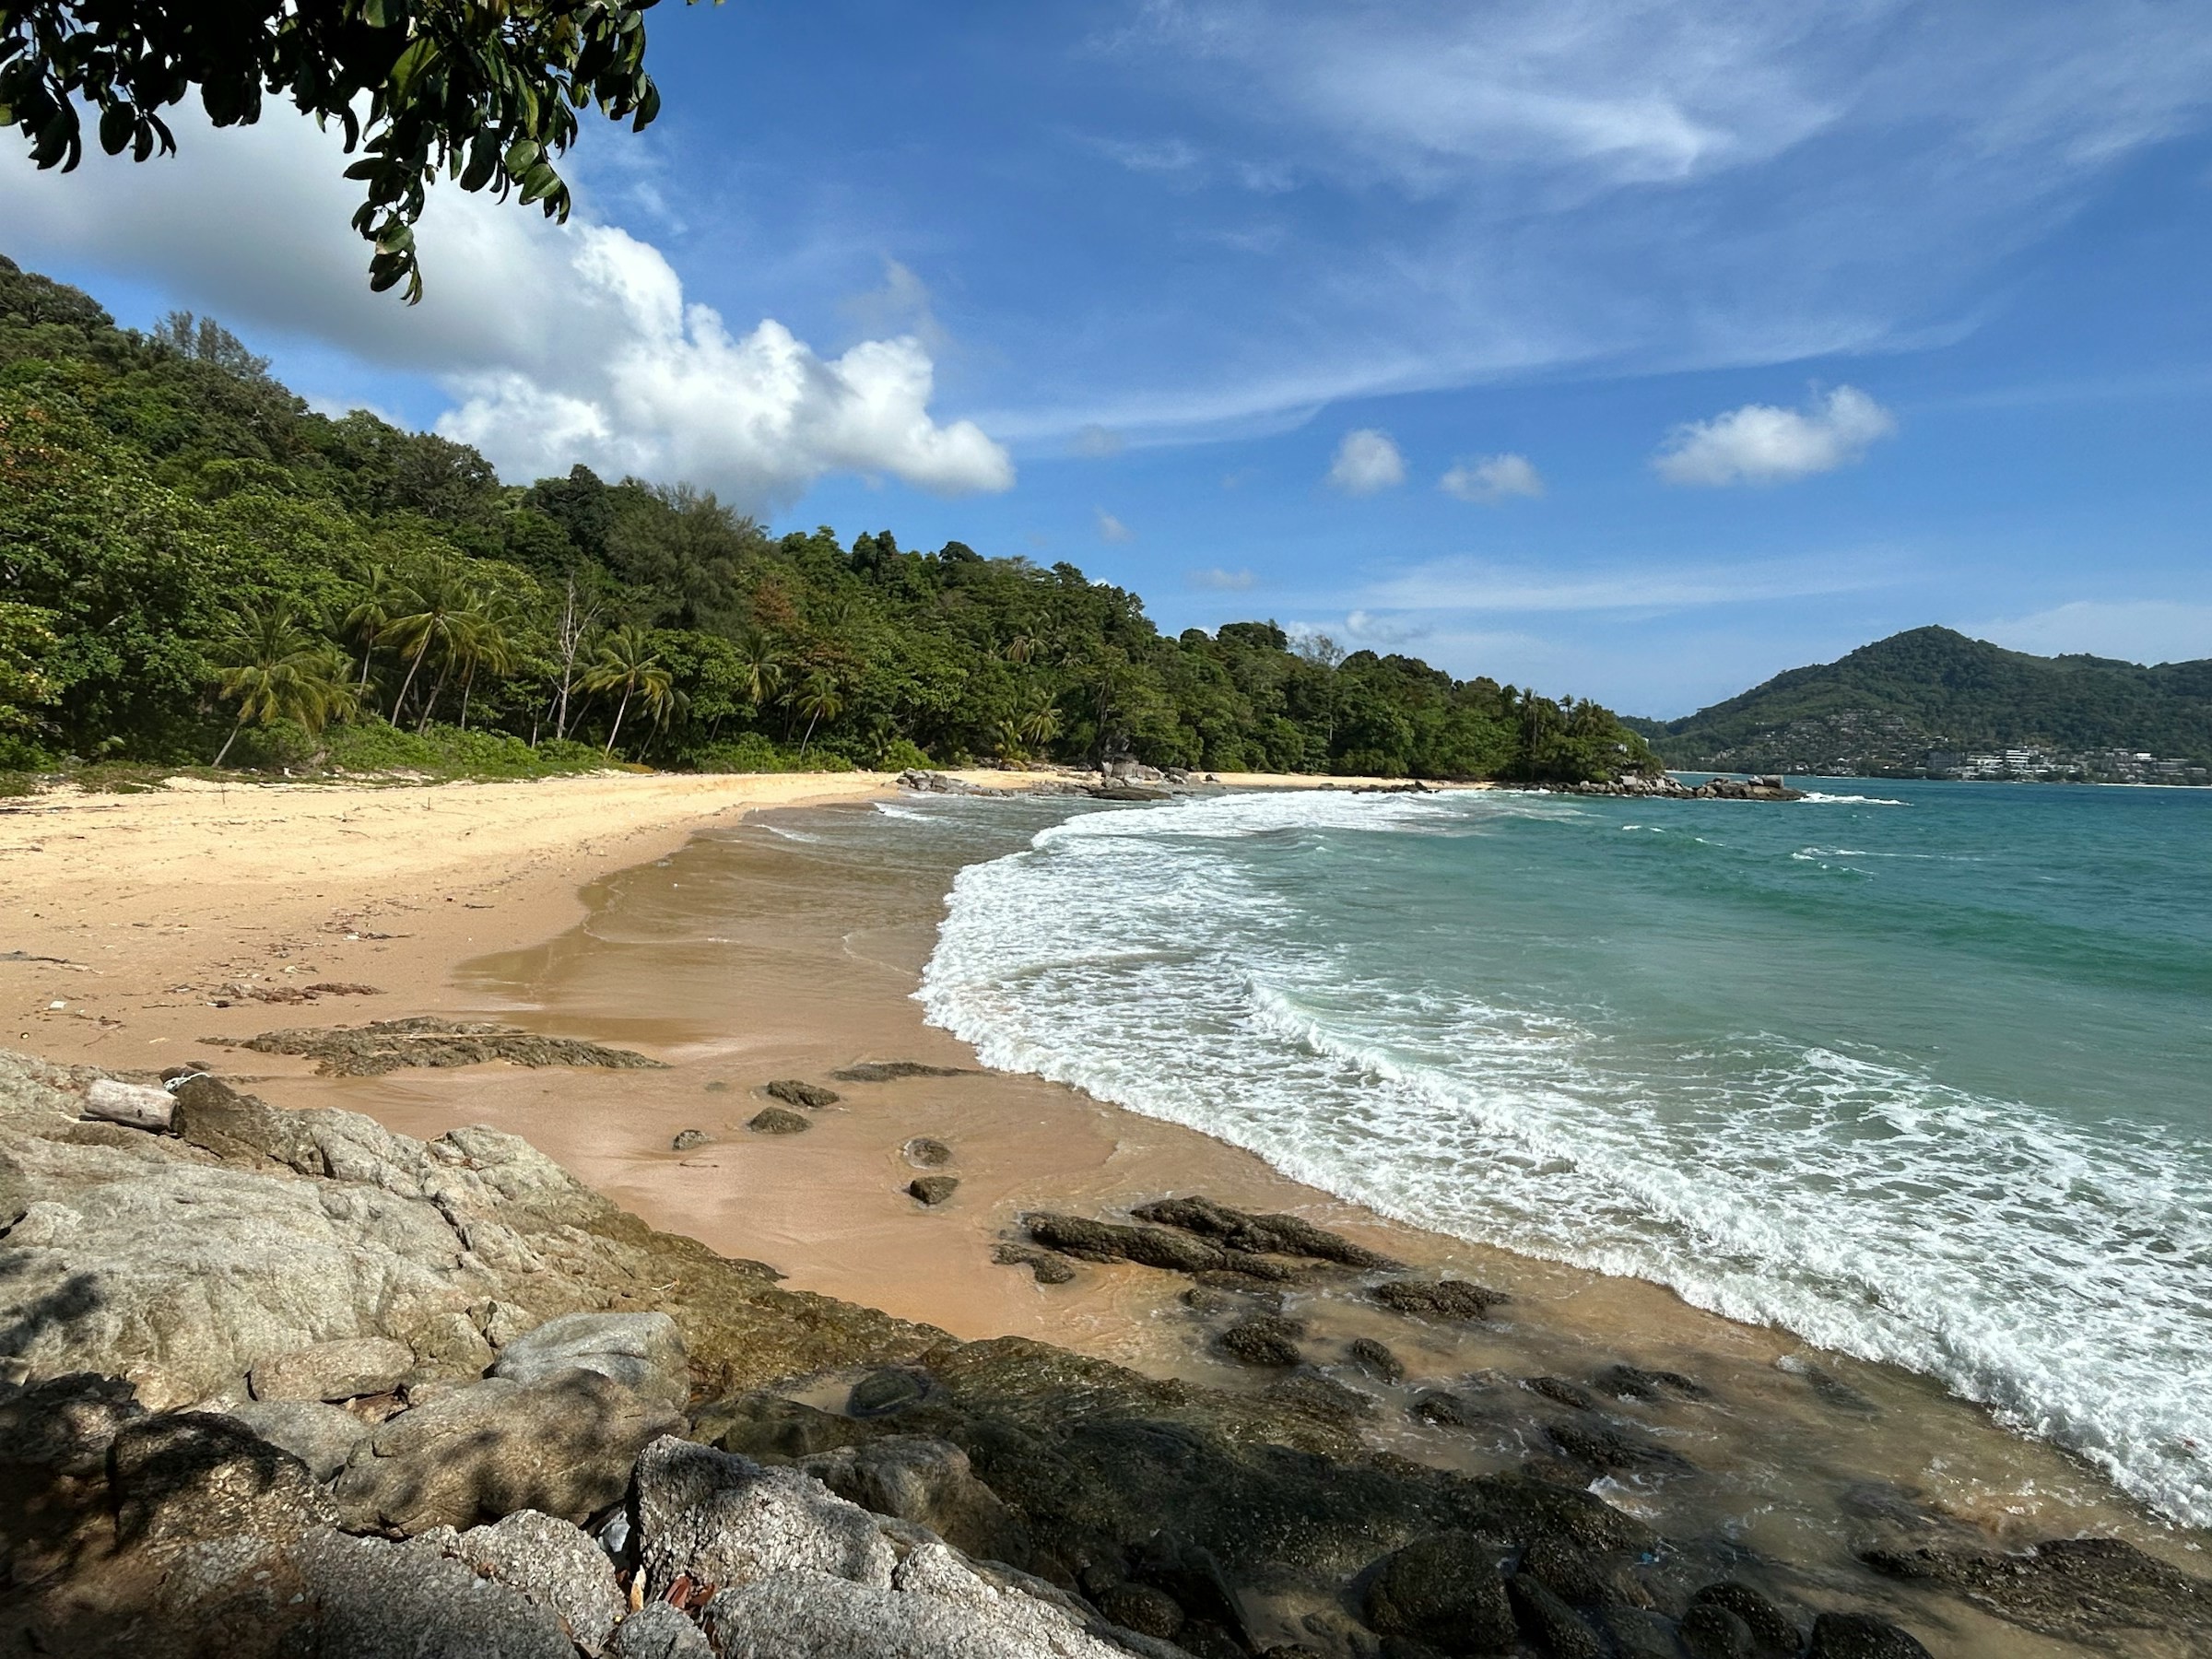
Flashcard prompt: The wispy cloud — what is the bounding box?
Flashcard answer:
[1362,555,1899,615]
[1326,428,1406,493]
[1441,452,1545,502]
[1073,423,1124,457]
[1096,507,1135,542]
[1189,566,1257,591]
[1654,386,1896,487]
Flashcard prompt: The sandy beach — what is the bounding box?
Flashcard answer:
[4,769,2199,1656]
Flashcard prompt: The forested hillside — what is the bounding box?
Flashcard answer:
[0,253,1653,782]
[1637,627,2212,772]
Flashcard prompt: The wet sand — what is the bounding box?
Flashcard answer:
[255,796,2205,1657]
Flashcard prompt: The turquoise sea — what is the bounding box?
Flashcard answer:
[907,781,2212,1526]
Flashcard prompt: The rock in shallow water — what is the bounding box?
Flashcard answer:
[1806,1611,1935,1658]
[1370,1277,1511,1321]
[1217,1316,1306,1368]
[670,1129,709,1152]
[903,1136,955,1167]
[908,1175,959,1206]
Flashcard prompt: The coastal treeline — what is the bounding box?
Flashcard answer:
[0,253,1655,782]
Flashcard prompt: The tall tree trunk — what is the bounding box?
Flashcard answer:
[417,654,454,735]
[214,718,246,768]
[799,707,823,759]
[457,665,476,732]
[604,688,631,758]
[389,644,428,724]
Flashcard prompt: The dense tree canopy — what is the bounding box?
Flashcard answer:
[0,0,700,298]
[0,252,1659,782]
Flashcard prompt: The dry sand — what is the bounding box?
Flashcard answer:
[1,768,2190,1641]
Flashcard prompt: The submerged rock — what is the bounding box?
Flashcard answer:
[1371,1277,1512,1321]
[992,1242,1077,1285]
[670,1128,710,1152]
[831,1061,970,1082]
[1024,1211,1231,1273]
[903,1136,955,1167]
[1862,1536,2212,1649]
[1806,1611,1935,1658]
[1594,1362,1707,1402]
[1217,1316,1306,1369]
[1347,1336,1405,1382]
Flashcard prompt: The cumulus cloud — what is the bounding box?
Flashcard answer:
[1189,567,1256,591]
[1326,428,1406,493]
[1653,385,1896,486]
[438,226,1013,504]
[0,105,1012,510]
[1440,452,1544,502]
[1096,508,1134,541]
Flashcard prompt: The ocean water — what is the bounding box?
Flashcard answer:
[914,782,2212,1527]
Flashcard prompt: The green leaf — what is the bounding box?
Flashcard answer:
[97,102,134,157]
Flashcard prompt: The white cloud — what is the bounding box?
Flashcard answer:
[1326,428,1406,493]
[1653,385,1896,487]
[1971,600,2212,665]
[1440,452,1545,502]
[1189,567,1256,591]
[1074,423,1125,457]
[0,107,1012,509]
[1363,554,1897,614]
[1096,507,1134,542]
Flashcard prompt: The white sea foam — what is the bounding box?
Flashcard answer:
[918,789,2212,1526]
[873,801,938,822]
[1797,792,1907,805]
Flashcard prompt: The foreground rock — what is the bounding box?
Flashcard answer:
[3,1047,2200,1658]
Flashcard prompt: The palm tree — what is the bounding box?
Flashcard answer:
[792,670,845,760]
[341,566,394,688]
[582,625,676,759]
[734,630,784,715]
[992,716,1027,763]
[206,603,359,766]
[453,582,523,732]
[1018,692,1063,752]
[375,555,481,726]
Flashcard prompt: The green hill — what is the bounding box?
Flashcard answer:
[1639,627,2212,778]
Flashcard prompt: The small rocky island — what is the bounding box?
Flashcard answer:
[0,1053,2200,1657]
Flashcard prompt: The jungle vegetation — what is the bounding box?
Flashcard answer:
[0,253,1658,783]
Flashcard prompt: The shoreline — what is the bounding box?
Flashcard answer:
[6,770,2205,1655]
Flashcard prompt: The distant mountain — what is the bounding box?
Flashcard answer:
[1635,627,2212,779]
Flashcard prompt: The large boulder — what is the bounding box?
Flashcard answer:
[429,1509,628,1655]
[703,1539,1130,1659]
[250,1335,414,1403]
[217,1399,372,1481]
[491,1312,688,1411]
[1361,1532,1517,1655]
[288,1527,578,1659]
[630,1435,896,1593]
[333,1371,683,1535]
[796,1435,1030,1567]
[606,1601,715,1658]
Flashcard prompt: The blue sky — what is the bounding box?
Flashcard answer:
[5,0,2210,714]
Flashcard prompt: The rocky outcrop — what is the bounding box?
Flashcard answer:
[215,1016,666,1077]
